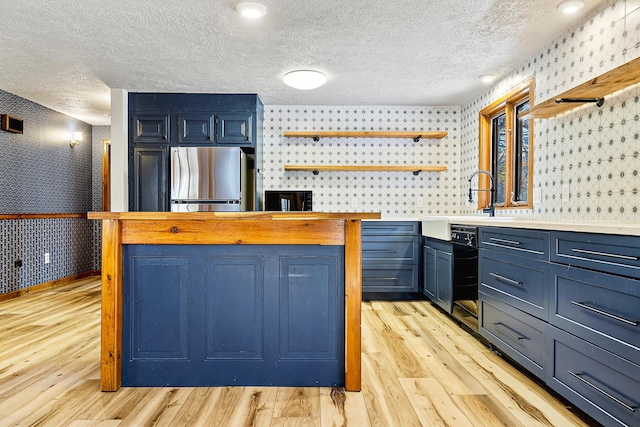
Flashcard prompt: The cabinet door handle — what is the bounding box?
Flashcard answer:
[570,248,639,261]
[490,272,522,286]
[570,301,638,327]
[492,322,524,341]
[568,371,636,412]
[489,237,522,245]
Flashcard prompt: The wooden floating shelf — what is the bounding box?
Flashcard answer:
[284,165,447,175]
[522,56,640,119]
[283,131,447,141]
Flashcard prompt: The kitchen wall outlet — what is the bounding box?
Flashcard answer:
[416,197,424,208]
[533,187,542,204]
[350,198,358,209]
[44,252,50,264]
[561,184,570,201]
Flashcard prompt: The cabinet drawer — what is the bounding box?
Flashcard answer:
[362,221,419,236]
[479,293,547,380]
[362,236,419,263]
[551,231,640,279]
[550,264,640,365]
[548,326,640,427]
[479,228,549,260]
[479,250,548,320]
[362,264,419,292]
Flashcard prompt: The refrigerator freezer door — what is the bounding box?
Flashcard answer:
[171,147,241,201]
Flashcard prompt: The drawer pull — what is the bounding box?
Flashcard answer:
[570,248,639,261]
[363,249,397,254]
[490,272,522,286]
[489,237,522,246]
[368,228,398,232]
[568,371,636,412]
[492,322,524,341]
[366,278,398,282]
[570,301,638,327]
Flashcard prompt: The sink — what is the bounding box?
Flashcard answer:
[421,215,517,239]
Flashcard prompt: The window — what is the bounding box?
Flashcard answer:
[478,78,534,210]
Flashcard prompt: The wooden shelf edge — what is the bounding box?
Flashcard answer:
[284,165,447,173]
[283,131,447,140]
[523,56,640,119]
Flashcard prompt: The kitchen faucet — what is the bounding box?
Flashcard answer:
[468,170,495,217]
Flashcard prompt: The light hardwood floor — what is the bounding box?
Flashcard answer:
[0,278,598,426]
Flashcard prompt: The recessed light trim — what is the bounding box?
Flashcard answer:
[557,0,584,14]
[480,74,495,84]
[236,2,267,19]
[283,70,327,90]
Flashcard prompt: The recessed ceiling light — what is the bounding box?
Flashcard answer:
[557,0,584,14]
[480,74,495,84]
[283,70,327,90]
[236,2,267,19]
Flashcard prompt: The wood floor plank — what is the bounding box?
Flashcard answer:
[319,387,371,427]
[451,394,527,427]
[273,387,320,418]
[398,378,475,427]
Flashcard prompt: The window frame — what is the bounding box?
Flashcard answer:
[478,78,534,210]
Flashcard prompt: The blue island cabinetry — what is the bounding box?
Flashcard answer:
[123,244,344,387]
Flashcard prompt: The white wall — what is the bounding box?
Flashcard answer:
[262,106,461,218]
[460,0,640,222]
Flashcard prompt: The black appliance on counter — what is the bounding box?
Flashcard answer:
[450,225,479,330]
[264,190,312,211]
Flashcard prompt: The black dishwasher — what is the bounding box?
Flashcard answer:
[450,225,479,329]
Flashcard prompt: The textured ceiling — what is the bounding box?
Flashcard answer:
[0,0,604,125]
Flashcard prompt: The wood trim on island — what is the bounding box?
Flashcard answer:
[89,211,380,392]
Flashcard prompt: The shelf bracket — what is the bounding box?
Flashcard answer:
[413,135,422,143]
[413,170,422,176]
[312,169,320,175]
[313,134,320,142]
[554,97,605,108]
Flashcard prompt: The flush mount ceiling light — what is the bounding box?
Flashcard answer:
[236,2,267,19]
[480,74,495,84]
[557,0,584,14]
[283,70,327,90]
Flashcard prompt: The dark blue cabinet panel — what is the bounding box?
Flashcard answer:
[423,245,436,300]
[216,113,253,146]
[361,221,420,235]
[130,146,168,212]
[132,113,169,143]
[280,258,339,359]
[122,245,344,387]
[435,249,453,313]
[547,326,640,427]
[178,113,213,143]
[362,236,419,262]
[479,250,548,321]
[479,227,549,260]
[479,292,547,380]
[128,256,189,360]
[204,256,264,360]
[362,263,419,292]
[550,263,640,365]
[551,231,640,279]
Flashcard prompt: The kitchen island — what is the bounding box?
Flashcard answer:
[88,211,379,392]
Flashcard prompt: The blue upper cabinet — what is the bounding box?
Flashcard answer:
[132,113,170,143]
[178,113,214,143]
[216,112,253,146]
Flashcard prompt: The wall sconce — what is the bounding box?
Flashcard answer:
[70,131,82,147]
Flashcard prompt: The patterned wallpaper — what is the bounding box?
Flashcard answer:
[460,0,640,222]
[91,125,110,271]
[0,89,95,294]
[263,106,461,218]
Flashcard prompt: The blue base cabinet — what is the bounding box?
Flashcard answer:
[122,244,345,387]
[422,238,453,313]
[362,221,421,294]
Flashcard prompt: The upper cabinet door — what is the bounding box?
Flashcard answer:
[216,113,253,146]
[178,113,214,144]
[132,114,170,143]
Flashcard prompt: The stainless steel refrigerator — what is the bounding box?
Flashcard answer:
[170,146,252,212]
